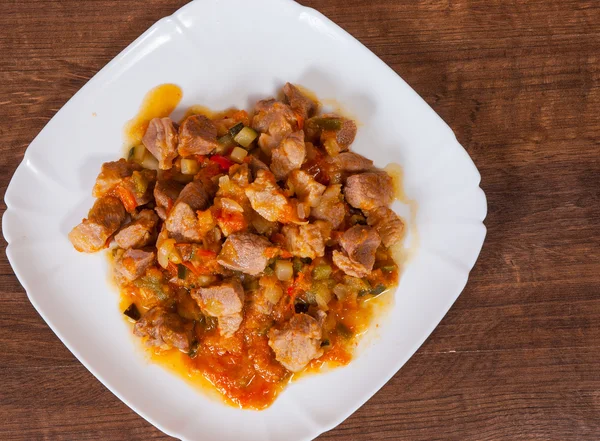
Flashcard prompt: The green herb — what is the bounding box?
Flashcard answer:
[336,323,353,339]
[370,284,387,296]
[177,264,188,280]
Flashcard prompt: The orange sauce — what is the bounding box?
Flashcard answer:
[124,83,183,147]
[109,84,409,410]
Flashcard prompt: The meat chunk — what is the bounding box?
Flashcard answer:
[153,180,184,220]
[114,248,155,284]
[142,117,179,170]
[192,279,244,337]
[283,82,316,121]
[217,232,272,275]
[165,181,210,242]
[134,306,194,352]
[69,196,126,253]
[324,152,374,179]
[268,314,323,372]
[251,99,298,156]
[366,206,405,247]
[310,184,346,229]
[344,172,394,211]
[288,169,326,208]
[282,223,326,259]
[177,114,220,157]
[92,159,140,198]
[245,169,297,224]
[248,155,269,177]
[333,225,381,277]
[114,209,159,249]
[270,130,306,181]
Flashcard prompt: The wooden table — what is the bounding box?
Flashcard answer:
[1,1,599,439]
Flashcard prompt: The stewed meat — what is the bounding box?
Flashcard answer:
[93,159,140,198]
[366,206,404,247]
[282,223,327,259]
[283,82,316,121]
[142,117,178,170]
[69,196,126,253]
[310,184,346,229]
[344,172,394,211]
[268,314,323,372]
[245,169,297,224]
[153,179,184,220]
[270,130,306,181]
[178,114,220,157]
[165,180,210,242]
[287,169,326,208]
[217,232,272,275]
[115,209,159,249]
[333,225,381,277]
[114,248,155,285]
[134,306,194,352]
[192,279,245,337]
[251,99,298,156]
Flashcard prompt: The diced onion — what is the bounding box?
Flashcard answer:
[323,138,340,157]
[233,127,258,148]
[275,260,294,281]
[261,277,283,304]
[141,151,159,170]
[230,146,248,163]
[158,239,175,268]
[181,158,199,175]
[197,275,217,287]
[220,197,244,213]
[133,144,146,162]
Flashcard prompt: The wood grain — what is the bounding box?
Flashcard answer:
[1,0,599,439]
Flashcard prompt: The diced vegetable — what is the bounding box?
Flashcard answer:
[320,339,331,347]
[230,146,248,163]
[312,117,343,131]
[133,144,147,162]
[188,340,200,358]
[128,147,135,159]
[310,280,332,310]
[217,134,235,154]
[294,301,309,314]
[210,154,234,171]
[233,126,258,148]
[228,122,244,137]
[323,137,340,156]
[336,322,353,339]
[141,151,159,170]
[131,170,148,195]
[379,265,396,273]
[158,238,181,268]
[275,260,294,281]
[181,158,200,175]
[312,263,332,280]
[177,264,188,280]
[370,284,387,296]
[123,303,141,321]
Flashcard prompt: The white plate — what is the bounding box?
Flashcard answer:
[2,0,487,439]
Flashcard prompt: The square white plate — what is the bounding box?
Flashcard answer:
[2,0,487,439]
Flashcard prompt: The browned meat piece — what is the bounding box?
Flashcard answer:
[287,169,326,207]
[328,119,357,149]
[229,163,251,188]
[324,152,374,178]
[177,114,220,157]
[92,159,140,198]
[268,313,323,372]
[165,180,210,242]
[366,206,405,247]
[153,180,184,220]
[248,155,269,178]
[134,306,194,352]
[344,172,393,211]
[333,225,381,277]
[251,99,298,156]
[113,248,155,284]
[245,169,297,223]
[310,184,346,229]
[216,232,272,275]
[282,223,326,259]
[192,279,245,337]
[283,82,316,121]
[69,196,126,253]
[114,209,159,249]
[142,117,178,170]
[270,130,306,181]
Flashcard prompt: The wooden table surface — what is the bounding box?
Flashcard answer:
[1,0,599,440]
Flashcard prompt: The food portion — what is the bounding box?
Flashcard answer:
[69,83,405,409]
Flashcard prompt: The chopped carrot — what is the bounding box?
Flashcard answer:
[115,185,137,212]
